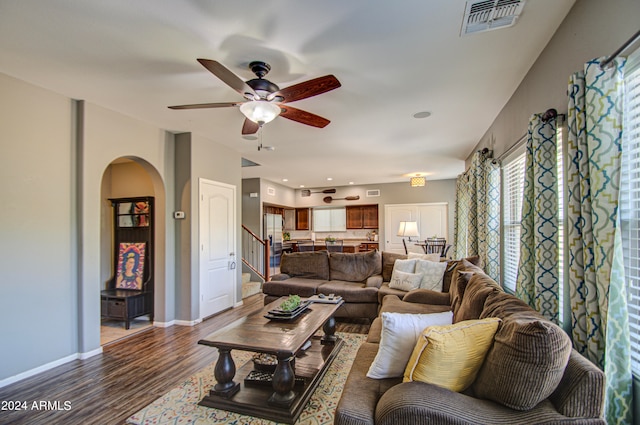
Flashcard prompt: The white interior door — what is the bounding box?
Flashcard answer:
[384,204,418,253]
[199,179,236,319]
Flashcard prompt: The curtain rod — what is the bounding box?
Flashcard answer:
[493,109,564,163]
[600,29,640,69]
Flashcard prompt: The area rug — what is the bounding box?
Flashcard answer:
[126,332,366,425]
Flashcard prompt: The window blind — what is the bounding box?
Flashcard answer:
[501,147,526,292]
[621,51,640,375]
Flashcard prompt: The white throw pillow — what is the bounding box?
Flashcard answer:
[389,270,423,291]
[367,311,454,379]
[389,258,417,287]
[408,252,442,262]
[415,259,447,291]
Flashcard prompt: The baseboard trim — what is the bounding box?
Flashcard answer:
[153,320,175,328]
[0,347,102,388]
[174,319,201,327]
[78,346,103,360]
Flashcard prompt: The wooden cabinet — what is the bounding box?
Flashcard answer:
[358,242,379,252]
[283,209,295,231]
[346,204,379,229]
[295,208,310,230]
[101,196,154,329]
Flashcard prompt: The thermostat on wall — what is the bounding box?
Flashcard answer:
[173,211,185,219]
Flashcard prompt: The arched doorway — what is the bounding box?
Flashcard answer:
[99,156,165,344]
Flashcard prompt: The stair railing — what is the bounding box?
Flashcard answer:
[241,225,270,281]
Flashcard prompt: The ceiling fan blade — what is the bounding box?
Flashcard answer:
[269,75,341,103]
[242,118,260,135]
[197,59,257,100]
[279,106,330,128]
[168,101,242,110]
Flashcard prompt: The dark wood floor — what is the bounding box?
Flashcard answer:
[0,294,369,425]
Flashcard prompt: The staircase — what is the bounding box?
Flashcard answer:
[241,224,271,299]
[242,272,263,299]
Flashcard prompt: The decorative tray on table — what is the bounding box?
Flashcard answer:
[264,296,311,320]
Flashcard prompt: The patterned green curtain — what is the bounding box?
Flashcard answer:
[566,57,632,424]
[453,151,500,281]
[515,114,559,323]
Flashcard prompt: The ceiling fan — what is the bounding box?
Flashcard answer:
[168,59,341,135]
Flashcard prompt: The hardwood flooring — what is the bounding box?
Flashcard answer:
[0,294,369,425]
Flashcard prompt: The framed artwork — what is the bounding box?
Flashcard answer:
[115,242,146,290]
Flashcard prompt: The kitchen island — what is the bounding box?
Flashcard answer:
[289,240,378,253]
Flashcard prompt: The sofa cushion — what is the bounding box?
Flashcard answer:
[473,318,572,411]
[442,255,480,292]
[415,259,447,291]
[449,259,485,318]
[388,270,423,292]
[382,251,408,282]
[408,252,442,262]
[329,250,382,282]
[319,280,379,303]
[334,342,402,425]
[480,290,546,322]
[403,317,501,392]
[367,311,453,379]
[262,277,324,298]
[280,251,330,280]
[377,283,409,303]
[454,273,503,323]
[389,258,417,286]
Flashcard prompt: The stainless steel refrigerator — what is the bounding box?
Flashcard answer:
[264,213,283,268]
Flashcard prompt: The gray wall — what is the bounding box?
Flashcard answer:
[0,72,76,381]
[471,0,640,160]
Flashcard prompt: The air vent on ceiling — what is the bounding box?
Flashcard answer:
[461,0,526,36]
[366,189,381,197]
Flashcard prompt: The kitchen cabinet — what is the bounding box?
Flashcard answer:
[283,208,295,231]
[346,204,379,229]
[295,208,310,230]
[313,207,346,232]
[358,242,379,252]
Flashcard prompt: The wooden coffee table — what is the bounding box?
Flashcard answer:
[197,296,344,424]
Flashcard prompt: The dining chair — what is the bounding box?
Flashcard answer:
[325,240,344,253]
[297,240,315,252]
[425,237,446,256]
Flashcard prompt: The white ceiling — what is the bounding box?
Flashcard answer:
[0,0,575,189]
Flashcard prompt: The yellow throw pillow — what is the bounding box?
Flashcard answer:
[403,317,501,392]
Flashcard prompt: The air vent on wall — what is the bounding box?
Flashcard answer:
[366,189,381,197]
[461,0,526,36]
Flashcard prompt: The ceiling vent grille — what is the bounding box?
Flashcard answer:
[366,189,381,197]
[461,0,526,36]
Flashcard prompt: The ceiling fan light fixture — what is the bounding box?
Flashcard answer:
[240,100,281,125]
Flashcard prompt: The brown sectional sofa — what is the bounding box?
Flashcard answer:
[263,250,457,319]
[334,260,606,425]
[264,250,385,319]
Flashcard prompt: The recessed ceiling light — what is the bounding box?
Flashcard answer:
[299,185,305,188]
[349,181,355,185]
[327,177,333,181]
[413,111,432,119]
[282,178,288,182]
